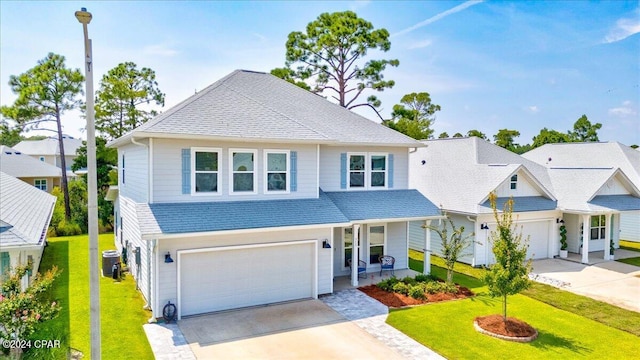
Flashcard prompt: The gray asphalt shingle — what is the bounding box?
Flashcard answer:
[324,189,441,221]
[0,146,62,178]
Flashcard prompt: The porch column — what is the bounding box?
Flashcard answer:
[351,224,360,287]
[603,213,611,260]
[581,214,590,264]
[423,220,431,275]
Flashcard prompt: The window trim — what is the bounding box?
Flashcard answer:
[369,153,388,189]
[229,148,258,195]
[264,149,290,194]
[191,147,221,196]
[34,178,47,191]
[367,224,387,265]
[347,152,368,190]
[510,174,518,190]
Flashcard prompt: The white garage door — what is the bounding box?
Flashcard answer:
[521,221,549,260]
[179,241,316,317]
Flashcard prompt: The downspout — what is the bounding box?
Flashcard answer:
[145,239,156,323]
[467,216,478,267]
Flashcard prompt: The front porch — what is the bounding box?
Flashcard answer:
[333,268,421,291]
[564,249,639,265]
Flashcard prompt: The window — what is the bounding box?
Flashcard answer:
[0,252,9,278]
[368,225,386,264]
[265,150,289,192]
[370,154,387,188]
[510,174,518,190]
[192,148,220,194]
[34,179,47,191]
[343,227,360,268]
[349,154,366,188]
[230,149,257,194]
[590,215,606,240]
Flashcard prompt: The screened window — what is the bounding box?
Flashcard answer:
[369,225,386,264]
[265,151,288,192]
[192,149,219,194]
[231,150,256,193]
[510,174,518,190]
[34,179,47,191]
[349,154,366,188]
[590,215,606,240]
[370,155,387,188]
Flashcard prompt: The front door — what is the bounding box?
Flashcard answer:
[343,227,363,270]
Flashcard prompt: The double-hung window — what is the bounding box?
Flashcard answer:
[230,149,257,194]
[34,179,47,191]
[265,150,289,192]
[370,154,387,188]
[590,215,606,240]
[192,148,220,194]
[348,153,366,188]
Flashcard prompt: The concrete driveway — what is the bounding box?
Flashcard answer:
[178,300,406,359]
[531,258,640,312]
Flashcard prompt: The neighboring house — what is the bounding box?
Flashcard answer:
[0,145,62,193]
[107,70,441,320]
[0,171,56,288]
[13,135,83,177]
[523,142,640,246]
[409,137,560,267]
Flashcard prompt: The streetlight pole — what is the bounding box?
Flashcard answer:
[75,7,101,360]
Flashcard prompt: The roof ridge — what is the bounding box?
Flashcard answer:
[219,77,332,140]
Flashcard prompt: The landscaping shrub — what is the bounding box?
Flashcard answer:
[378,277,399,292]
[415,273,437,283]
[55,220,82,236]
[409,285,426,300]
[392,282,410,295]
[401,276,417,286]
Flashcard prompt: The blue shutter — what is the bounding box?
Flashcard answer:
[0,252,9,276]
[340,153,347,189]
[388,154,394,188]
[182,149,191,194]
[290,151,297,192]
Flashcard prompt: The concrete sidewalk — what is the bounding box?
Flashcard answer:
[531,258,640,312]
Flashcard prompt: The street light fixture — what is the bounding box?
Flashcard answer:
[75,7,101,360]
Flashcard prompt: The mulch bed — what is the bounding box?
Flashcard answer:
[474,314,538,341]
[358,284,474,308]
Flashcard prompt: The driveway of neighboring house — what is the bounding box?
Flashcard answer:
[531,257,640,312]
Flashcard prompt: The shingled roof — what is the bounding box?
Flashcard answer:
[0,146,62,178]
[109,70,421,147]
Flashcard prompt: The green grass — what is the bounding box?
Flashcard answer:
[617,257,640,267]
[27,234,153,359]
[398,251,640,359]
[619,240,640,252]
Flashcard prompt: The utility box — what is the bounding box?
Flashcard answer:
[102,250,120,277]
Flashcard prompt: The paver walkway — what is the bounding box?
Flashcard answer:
[143,322,196,360]
[320,289,445,360]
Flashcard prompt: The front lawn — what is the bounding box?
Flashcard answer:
[617,257,640,267]
[30,234,153,359]
[394,251,640,359]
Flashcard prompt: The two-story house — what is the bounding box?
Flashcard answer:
[13,135,83,177]
[108,70,441,320]
[0,145,62,193]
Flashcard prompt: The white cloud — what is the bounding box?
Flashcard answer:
[350,0,371,11]
[527,105,539,113]
[608,100,637,117]
[407,39,433,49]
[142,44,178,57]
[252,33,267,42]
[393,0,484,37]
[603,16,640,43]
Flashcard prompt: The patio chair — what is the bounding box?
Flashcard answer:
[348,259,367,279]
[379,255,395,276]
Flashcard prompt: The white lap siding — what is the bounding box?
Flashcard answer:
[155,227,331,319]
[119,196,152,306]
[119,142,149,203]
[620,211,640,242]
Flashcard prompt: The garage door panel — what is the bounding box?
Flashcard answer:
[180,242,315,316]
[522,222,549,260]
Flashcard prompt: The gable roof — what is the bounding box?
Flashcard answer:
[0,146,62,178]
[13,136,83,157]
[0,172,56,248]
[109,70,421,148]
[410,137,555,214]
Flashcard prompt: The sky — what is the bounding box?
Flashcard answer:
[1,1,639,146]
